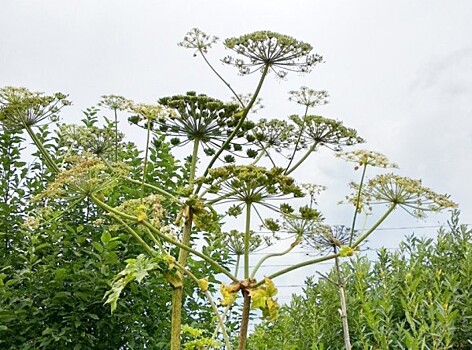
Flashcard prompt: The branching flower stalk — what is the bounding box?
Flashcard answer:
[89,193,237,282]
[199,64,270,186]
[98,95,133,162]
[285,87,328,172]
[251,236,302,279]
[179,28,243,106]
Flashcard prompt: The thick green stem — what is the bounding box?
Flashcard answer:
[170,287,183,350]
[174,260,232,350]
[24,124,59,174]
[143,221,237,281]
[259,253,339,287]
[189,138,200,184]
[251,237,301,279]
[123,175,179,201]
[285,142,318,176]
[352,204,396,249]
[171,136,200,349]
[170,208,193,350]
[244,202,251,279]
[111,215,155,255]
[238,288,251,350]
[234,254,241,279]
[198,64,270,193]
[349,164,367,246]
[89,194,237,282]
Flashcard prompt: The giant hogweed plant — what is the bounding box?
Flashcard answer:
[0,29,456,350]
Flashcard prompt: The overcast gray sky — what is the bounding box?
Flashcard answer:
[2,0,471,299]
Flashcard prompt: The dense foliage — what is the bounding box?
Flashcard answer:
[248,211,472,350]
[0,113,227,349]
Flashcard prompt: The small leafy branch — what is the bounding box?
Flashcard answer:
[0,28,456,350]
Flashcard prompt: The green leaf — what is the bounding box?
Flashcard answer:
[101,231,111,244]
[92,242,104,253]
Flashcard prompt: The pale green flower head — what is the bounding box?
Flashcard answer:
[301,183,326,199]
[304,225,353,254]
[129,103,175,122]
[36,153,125,200]
[178,28,219,55]
[58,124,124,159]
[223,31,323,78]
[290,114,365,151]
[230,93,264,113]
[221,229,264,256]
[0,86,71,129]
[289,87,329,108]
[336,149,398,169]
[98,95,133,111]
[114,194,164,227]
[350,173,457,217]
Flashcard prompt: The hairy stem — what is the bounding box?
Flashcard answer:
[174,260,232,350]
[334,249,352,350]
[238,288,251,350]
[244,202,252,279]
[89,194,236,281]
[259,253,339,286]
[234,254,241,279]
[171,135,201,348]
[170,208,193,350]
[189,138,200,184]
[123,175,179,202]
[24,124,59,174]
[111,215,155,255]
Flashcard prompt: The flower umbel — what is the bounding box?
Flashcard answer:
[289,87,329,108]
[290,114,365,151]
[223,31,323,78]
[0,86,71,130]
[336,150,398,169]
[178,28,219,55]
[98,95,133,111]
[349,173,457,217]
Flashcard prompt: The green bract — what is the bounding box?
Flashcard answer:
[223,31,323,77]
